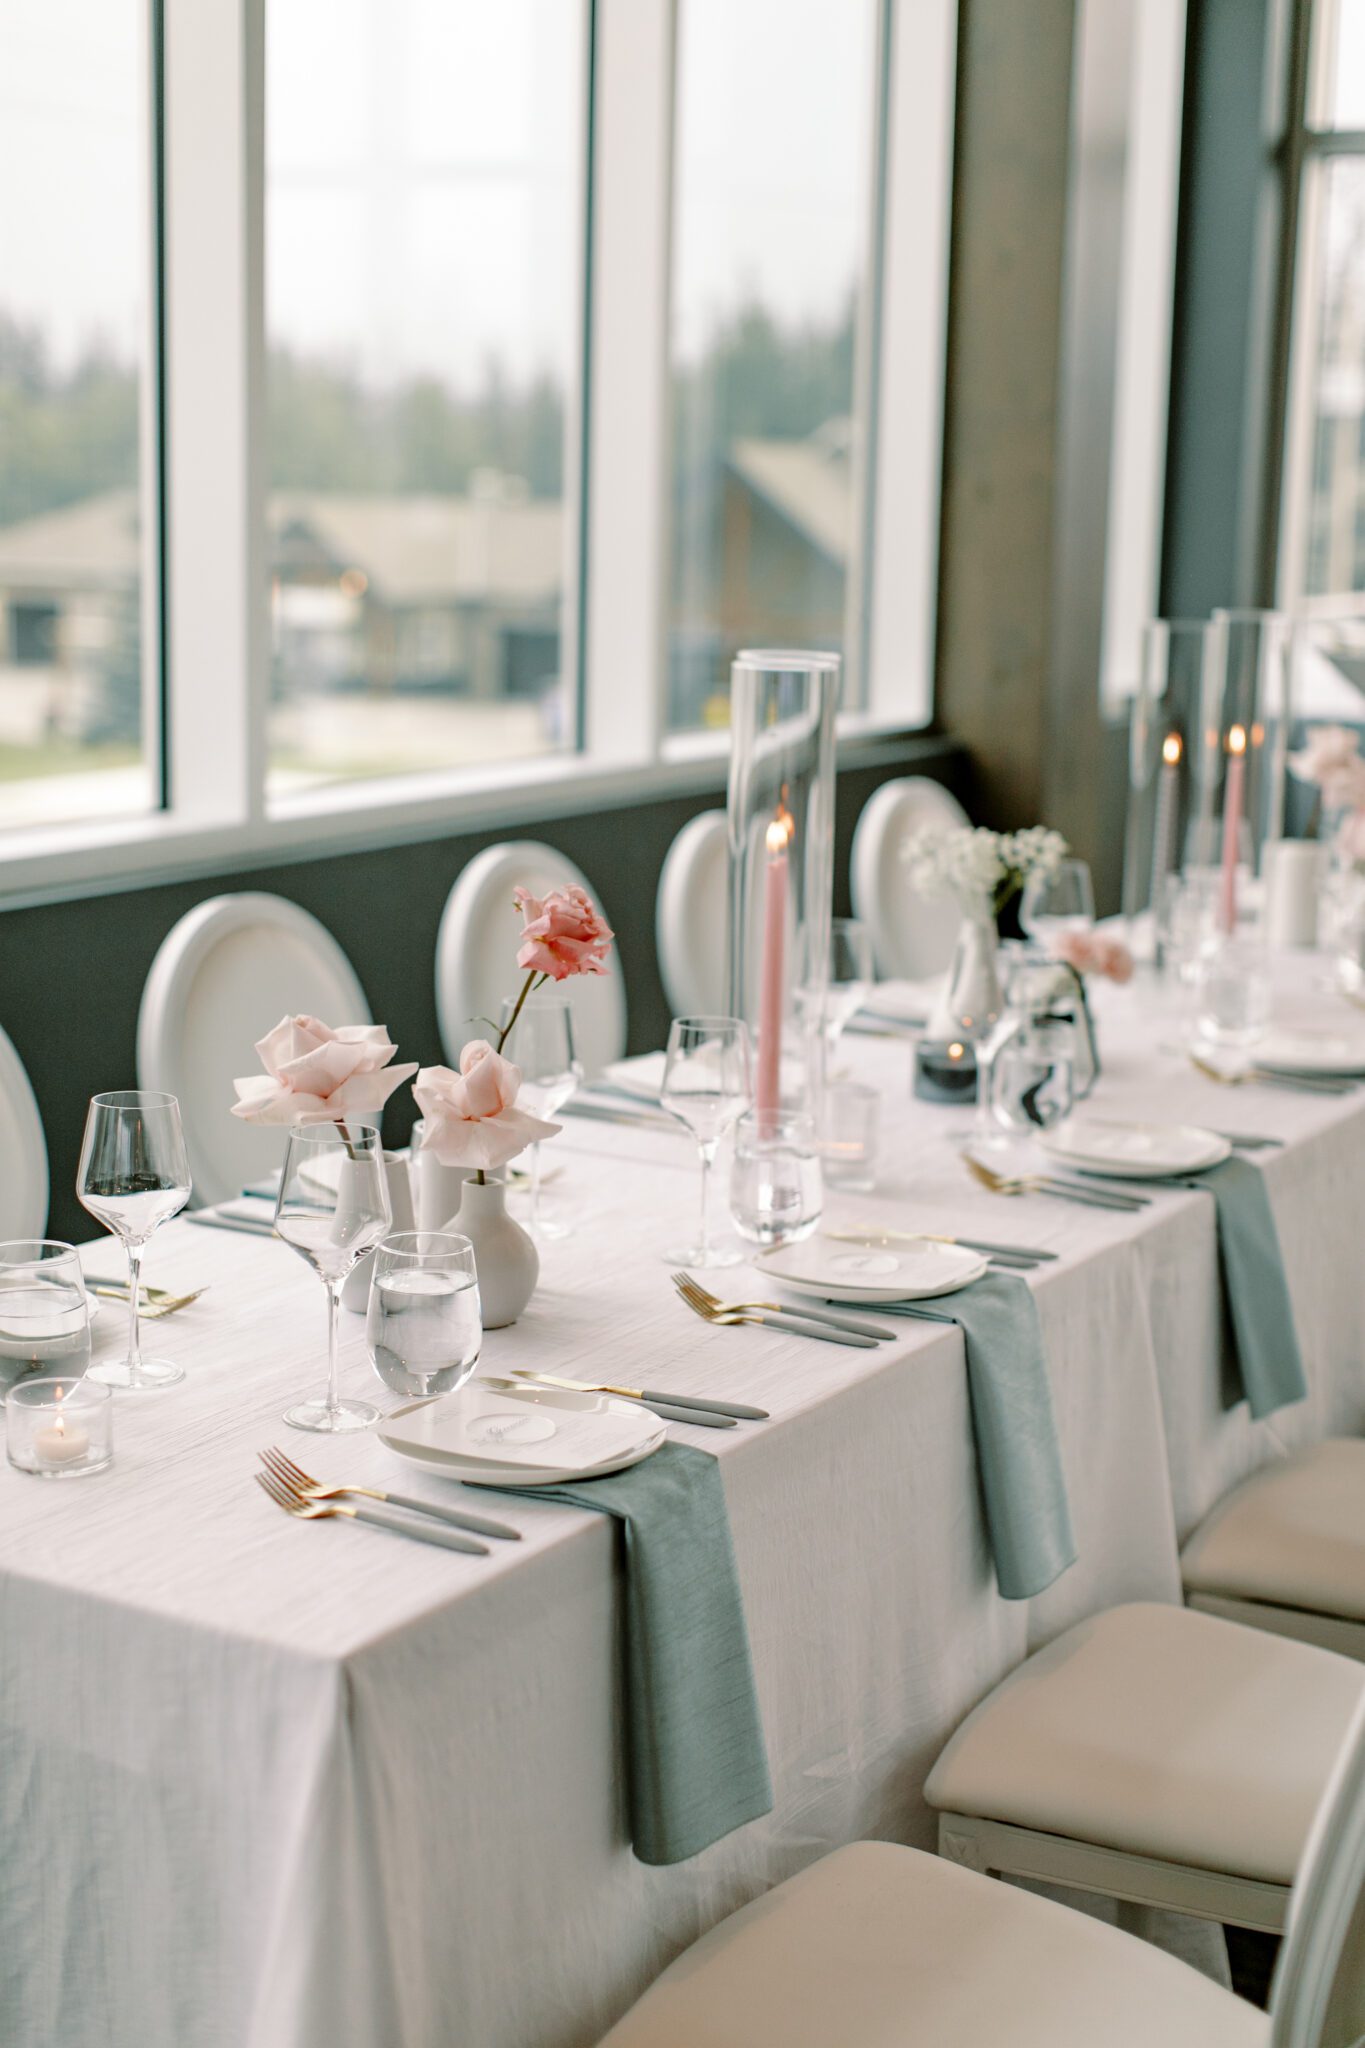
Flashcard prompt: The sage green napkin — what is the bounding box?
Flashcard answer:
[487,1440,772,1865]
[1167,1154,1307,1420]
[893,1271,1076,1602]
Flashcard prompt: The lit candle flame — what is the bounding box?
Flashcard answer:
[948,1041,965,1060]
[1162,733,1182,766]
[765,806,794,855]
[1228,724,1247,757]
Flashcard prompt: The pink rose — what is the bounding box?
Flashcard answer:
[513,883,614,981]
[232,1015,417,1125]
[1290,724,1363,807]
[412,1041,561,1172]
[1052,929,1134,984]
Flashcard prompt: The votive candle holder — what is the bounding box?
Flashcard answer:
[7,1376,113,1479]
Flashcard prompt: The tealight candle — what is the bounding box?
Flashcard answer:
[6,1376,112,1478]
[914,1038,980,1104]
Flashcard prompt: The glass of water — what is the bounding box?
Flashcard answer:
[0,1242,91,1391]
[729,1110,823,1249]
[988,1019,1077,1137]
[366,1232,482,1399]
[1194,936,1272,1051]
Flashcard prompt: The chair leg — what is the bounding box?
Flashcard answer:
[935,1812,1288,1933]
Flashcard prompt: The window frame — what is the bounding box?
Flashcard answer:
[0,0,957,905]
[1274,0,1365,612]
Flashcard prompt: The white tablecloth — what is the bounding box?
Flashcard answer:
[4,967,1364,2048]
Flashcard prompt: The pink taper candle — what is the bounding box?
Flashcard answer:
[756,807,792,1114]
[1219,723,1247,936]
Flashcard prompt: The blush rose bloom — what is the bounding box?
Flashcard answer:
[412,1042,561,1172]
[232,1016,417,1125]
[513,884,614,981]
[1052,929,1135,984]
[1289,724,1365,808]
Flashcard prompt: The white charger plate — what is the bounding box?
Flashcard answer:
[1040,1117,1229,1178]
[1256,1026,1365,1077]
[755,1235,988,1304]
[378,1378,666,1487]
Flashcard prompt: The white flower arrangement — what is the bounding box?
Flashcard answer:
[903,823,1069,918]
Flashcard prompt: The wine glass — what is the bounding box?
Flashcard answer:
[501,991,582,1238]
[800,917,874,1047]
[77,1091,192,1389]
[366,1232,482,1398]
[658,1016,752,1267]
[273,1121,391,1432]
[1020,859,1095,950]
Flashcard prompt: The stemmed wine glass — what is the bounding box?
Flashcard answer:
[658,1016,752,1268]
[77,1090,192,1389]
[273,1121,391,1432]
[500,991,582,1238]
[1019,859,1095,950]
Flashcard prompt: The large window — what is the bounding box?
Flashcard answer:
[667,0,878,732]
[0,0,157,830]
[0,0,954,893]
[266,0,585,796]
[1280,0,1365,609]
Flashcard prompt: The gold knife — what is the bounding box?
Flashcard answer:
[511,1370,768,1421]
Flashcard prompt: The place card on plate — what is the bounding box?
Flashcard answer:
[379,1380,665,1485]
[1039,1117,1228,1178]
[755,1235,987,1304]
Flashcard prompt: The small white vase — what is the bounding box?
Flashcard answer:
[927,911,1004,1042]
[410,1140,469,1235]
[447,1175,538,1329]
[340,1153,416,1314]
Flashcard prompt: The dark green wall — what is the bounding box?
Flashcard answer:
[3,736,966,1244]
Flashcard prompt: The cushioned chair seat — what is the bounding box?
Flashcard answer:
[923,1602,1365,1886]
[1182,1441,1365,1622]
[595,1841,1266,2048]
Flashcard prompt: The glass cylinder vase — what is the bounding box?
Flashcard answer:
[1121,618,1221,930]
[725,650,840,1115]
[1203,609,1292,928]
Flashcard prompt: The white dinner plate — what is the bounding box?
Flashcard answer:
[755,1235,988,1304]
[1039,1117,1230,1178]
[378,1378,666,1487]
[1255,1026,1365,1077]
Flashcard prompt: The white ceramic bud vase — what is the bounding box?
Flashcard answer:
[449,1175,538,1329]
[340,1153,415,1313]
[926,910,1004,1042]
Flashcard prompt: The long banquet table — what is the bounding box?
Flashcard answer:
[4,967,1365,2048]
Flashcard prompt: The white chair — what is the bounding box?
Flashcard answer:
[597,1688,1365,2048]
[1181,1441,1365,1661]
[924,1601,1365,1935]
[850,775,969,978]
[655,810,727,1018]
[0,1025,49,1239]
[137,893,372,1207]
[436,842,626,1077]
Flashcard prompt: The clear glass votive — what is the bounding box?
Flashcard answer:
[7,1376,113,1478]
[0,1242,92,1387]
[819,1083,879,1192]
[1194,936,1272,1050]
[729,1110,823,1249]
[366,1232,483,1398]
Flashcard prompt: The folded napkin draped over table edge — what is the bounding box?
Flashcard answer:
[894,1270,1077,1603]
[485,1440,773,1866]
[1152,1153,1307,1422]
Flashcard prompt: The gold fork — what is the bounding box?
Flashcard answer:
[258,1446,519,1540]
[965,1156,1144,1211]
[88,1282,208,1315]
[674,1279,878,1348]
[673,1273,893,1340]
[254,1467,490,1553]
